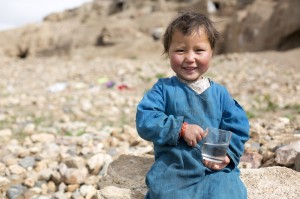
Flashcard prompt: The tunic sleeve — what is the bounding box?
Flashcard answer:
[219,88,250,169]
[136,79,184,146]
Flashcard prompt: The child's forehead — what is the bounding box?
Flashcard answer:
[173,27,207,37]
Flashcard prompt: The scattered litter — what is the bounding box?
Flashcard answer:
[98,77,108,84]
[105,81,115,88]
[117,84,129,91]
[98,77,131,90]
[47,82,67,93]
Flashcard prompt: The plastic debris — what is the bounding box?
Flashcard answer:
[105,81,115,88]
[98,77,108,84]
[117,84,129,91]
[47,82,67,93]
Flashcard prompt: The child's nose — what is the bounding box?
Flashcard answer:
[185,52,195,62]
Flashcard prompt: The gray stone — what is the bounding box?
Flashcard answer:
[52,192,68,199]
[8,164,26,175]
[275,140,300,166]
[31,133,55,143]
[0,129,12,140]
[6,184,27,199]
[63,168,88,185]
[22,123,36,134]
[97,186,131,199]
[38,168,53,181]
[79,184,97,198]
[295,153,300,172]
[19,156,36,168]
[99,154,153,197]
[0,176,10,187]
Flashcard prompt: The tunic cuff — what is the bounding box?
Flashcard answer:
[226,150,239,169]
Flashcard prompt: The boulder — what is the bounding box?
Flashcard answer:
[241,166,300,199]
[295,153,300,172]
[99,154,153,199]
[99,154,300,199]
[275,140,300,167]
[224,0,300,53]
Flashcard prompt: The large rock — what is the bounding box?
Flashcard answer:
[99,154,300,199]
[241,166,300,199]
[224,0,300,53]
[275,140,300,167]
[99,154,154,199]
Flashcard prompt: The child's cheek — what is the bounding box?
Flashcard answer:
[170,54,182,67]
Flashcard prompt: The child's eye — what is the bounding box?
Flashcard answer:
[196,49,204,53]
[175,49,184,53]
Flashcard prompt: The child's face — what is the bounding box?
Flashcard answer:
[168,28,213,81]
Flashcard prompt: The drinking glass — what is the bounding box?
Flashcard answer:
[201,127,232,163]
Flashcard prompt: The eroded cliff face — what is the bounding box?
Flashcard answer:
[0,0,299,59]
[223,0,300,53]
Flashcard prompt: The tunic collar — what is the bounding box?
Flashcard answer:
[177,76,210,94]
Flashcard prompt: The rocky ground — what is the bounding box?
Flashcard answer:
[0,46,299,198]
[0,0,299,198]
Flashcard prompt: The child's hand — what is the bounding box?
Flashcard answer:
[182,124,205,147]
[203,155,230,170]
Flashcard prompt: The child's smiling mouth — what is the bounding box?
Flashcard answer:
[183,67,197,71]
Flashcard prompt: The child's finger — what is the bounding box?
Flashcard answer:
[196,133,203,142]
[223,156,230,164]
[202,128,208,138]
[202,157,229,170]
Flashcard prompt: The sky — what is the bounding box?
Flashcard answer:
[0,0,93,31]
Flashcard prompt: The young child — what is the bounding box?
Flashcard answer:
[136,11,250,199]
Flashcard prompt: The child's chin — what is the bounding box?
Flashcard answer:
[183,75,200,81]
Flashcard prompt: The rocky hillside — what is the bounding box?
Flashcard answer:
[0,0,299,59]
[0,0,300,198]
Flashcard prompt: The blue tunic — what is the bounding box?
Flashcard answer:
[136,77,250,199]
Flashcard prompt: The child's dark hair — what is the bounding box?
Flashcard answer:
[163,11,221,54]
